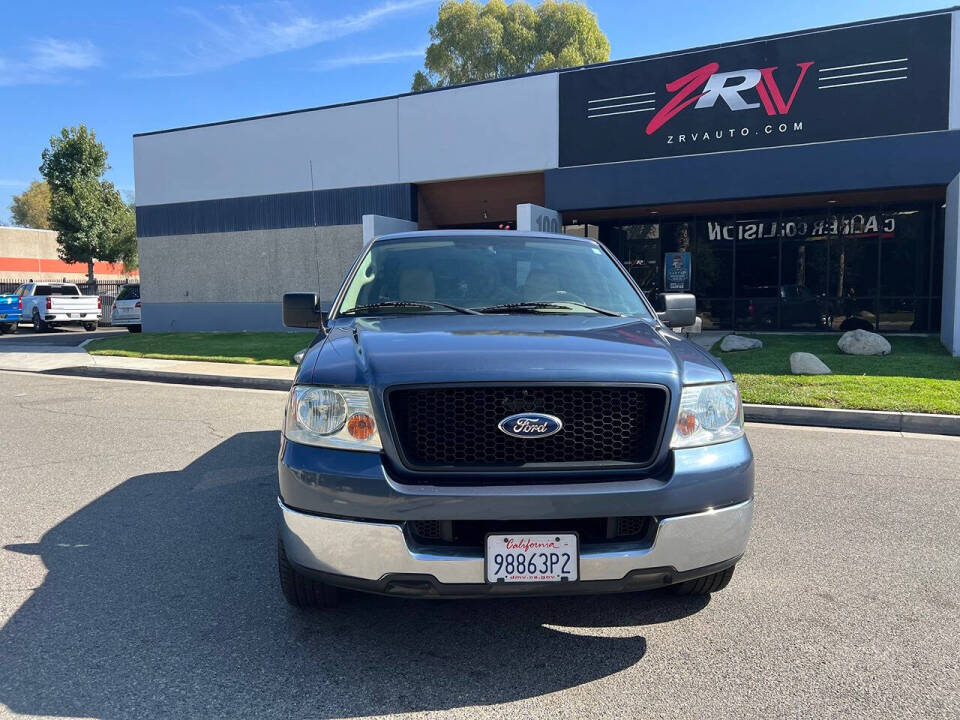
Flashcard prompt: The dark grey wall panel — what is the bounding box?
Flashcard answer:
[137,183,417,238]
[142,301,296,332]
[546,130,960,211]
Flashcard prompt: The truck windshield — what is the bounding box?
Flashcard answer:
[337,236,653,319]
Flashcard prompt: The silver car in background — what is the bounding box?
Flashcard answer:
[110,284,141,333]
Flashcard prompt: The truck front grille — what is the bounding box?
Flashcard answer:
[386,384,668,472]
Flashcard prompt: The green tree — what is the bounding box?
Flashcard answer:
[412,0,609,91]
[39,125,136,284]
[9,180,52,229]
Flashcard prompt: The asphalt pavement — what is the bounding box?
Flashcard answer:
[0,324,127,346]
[0,372,958,719]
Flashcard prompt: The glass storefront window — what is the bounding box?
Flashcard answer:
[734,213,780,330]
[602,200,942,333]
[780,213,831,330]
[881,208,927,297]
[607,223,660,299]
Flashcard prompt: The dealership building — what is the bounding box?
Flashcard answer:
[134,7,960,354]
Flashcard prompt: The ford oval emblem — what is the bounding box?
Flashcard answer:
[498,413,563,439]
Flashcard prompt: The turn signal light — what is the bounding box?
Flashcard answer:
[347,413,376,440]
[677,410,697,437]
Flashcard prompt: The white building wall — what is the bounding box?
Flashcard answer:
[133,99,401,206]
[133,73,561,207]
[397,73,559,184]
[942,175,960,355]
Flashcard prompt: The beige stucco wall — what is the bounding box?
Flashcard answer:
[0,226,60,258]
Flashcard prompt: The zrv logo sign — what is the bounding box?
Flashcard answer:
[646,61,813,134]
[558,13,950,166]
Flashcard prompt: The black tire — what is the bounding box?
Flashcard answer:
[671,566,736,596]
[32,310,48,333]
[278,537,338,609]
[83,322,98,331]
[127,324,142,333]
[0,323,16,334]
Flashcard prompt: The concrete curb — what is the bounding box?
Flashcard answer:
[744,404,960,436]
[41,365,292,392]
[30,364,960,437]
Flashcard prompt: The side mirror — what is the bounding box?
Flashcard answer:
[657,293,697,329]
[283,292,326,330]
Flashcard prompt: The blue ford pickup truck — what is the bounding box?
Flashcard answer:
[278,230,753,607]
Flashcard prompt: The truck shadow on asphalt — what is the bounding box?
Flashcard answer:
[0,431,709,719]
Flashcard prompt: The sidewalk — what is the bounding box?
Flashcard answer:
[0,343,296,391]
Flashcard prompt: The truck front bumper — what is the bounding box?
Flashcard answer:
[279,496,753,597]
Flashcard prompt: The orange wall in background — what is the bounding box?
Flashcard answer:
[0,256,137,277]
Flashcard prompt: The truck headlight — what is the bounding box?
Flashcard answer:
[670,381,744,449]
[284,386,382,451]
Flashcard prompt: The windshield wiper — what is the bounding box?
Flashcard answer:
[341,300,481,316]
[476,301,622,317]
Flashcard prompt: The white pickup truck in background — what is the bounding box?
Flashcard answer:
[18,282,101,332]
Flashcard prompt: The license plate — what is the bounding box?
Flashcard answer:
[69,313,79,318]
[485,533,578,584]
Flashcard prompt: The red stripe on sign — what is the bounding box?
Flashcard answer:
[0,257,137,276]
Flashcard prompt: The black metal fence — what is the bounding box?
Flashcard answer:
[0,278,136,326]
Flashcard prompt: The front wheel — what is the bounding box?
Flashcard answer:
[671,565,736,596]
[83,322,98,331]
[278,537,338,609]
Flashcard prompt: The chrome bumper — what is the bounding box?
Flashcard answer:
[279,497,753,585]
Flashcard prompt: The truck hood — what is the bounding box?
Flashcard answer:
[300,314,727,389]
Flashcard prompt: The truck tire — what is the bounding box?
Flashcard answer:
[32,310,49,333]
[128,324,142,333]
[83,322,98,331]
[671,566,736,596]
[278,537,338,609]
[0,323,16,334]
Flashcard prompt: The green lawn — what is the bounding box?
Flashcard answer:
[712,334,960,415]
[86,332,312,366]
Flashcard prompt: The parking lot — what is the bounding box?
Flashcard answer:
[1,371,958,719]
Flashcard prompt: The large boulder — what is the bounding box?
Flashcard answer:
[790,352,831,375]
[837,329,891,356]
[720,334,763,352]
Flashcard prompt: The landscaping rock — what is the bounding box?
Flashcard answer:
[790,352,831,375]
[837,329,891,356]
[720,334,763,352]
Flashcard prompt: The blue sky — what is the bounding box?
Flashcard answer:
[0,0,952,221]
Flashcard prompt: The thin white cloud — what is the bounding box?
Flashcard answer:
[315,47,424,71]
[0,179,30,188]
[138,0,435,78]
[30,38,102,71]
[0,38,102,86]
